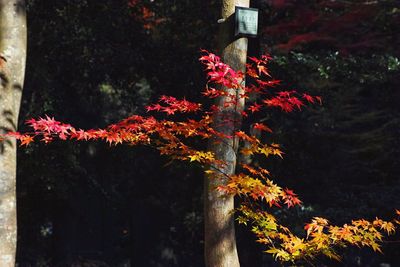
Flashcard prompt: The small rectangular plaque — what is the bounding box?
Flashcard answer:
[235,6,259,38]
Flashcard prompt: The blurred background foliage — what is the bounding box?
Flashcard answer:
[16,0,399,266]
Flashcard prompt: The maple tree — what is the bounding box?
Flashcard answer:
[11,0,397,265]
[2,50,399,264]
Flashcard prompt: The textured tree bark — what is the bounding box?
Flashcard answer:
[0,1,27,266]
[204,1,249,267]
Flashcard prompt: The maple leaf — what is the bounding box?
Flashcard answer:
[288,97,304,110]
[163,107,176,115]
[188,154,201,162]
[257,64,271,77]
[235,131,255,142]
[302,93,315,103]
[146,103,162,112]
[246,64,259,78]
[202,87,225,98]
[248,103,262,113]
[248,56,261,64]
[241,164,259,175]
[70,129,90,141]
[41,135,53,144]
[256,79,281,88]
[253,123,273,133]
[371,242,382,253]
[20,135,35,146]
[188,151,215,163]
[240,147,254,156]
[282,188,302,208]
[264,97,294,112]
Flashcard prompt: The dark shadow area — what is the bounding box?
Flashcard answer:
[0,72,9,88]
[0,79,23,153]
[3,109,17,131]
[15,0,27,15]
[0,110,16,154]
[17,2,213,265]
[12,83,23,91]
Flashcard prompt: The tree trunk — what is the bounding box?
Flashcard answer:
[0,1,27,266]
[204,1,249,267]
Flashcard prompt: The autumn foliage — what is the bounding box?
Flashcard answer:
[264,0,399,54]
[3,51,399,264]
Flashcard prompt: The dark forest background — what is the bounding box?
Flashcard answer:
[16,0,400,266]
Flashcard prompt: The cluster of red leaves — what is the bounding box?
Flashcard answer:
[7,115,154,145]
[263,0,398,54]
[146,95,201,115]
[200,50,321,116]
[244,56,321,114]
[199,49,244,89]
[3,50,397,264]
[3,50,308,212]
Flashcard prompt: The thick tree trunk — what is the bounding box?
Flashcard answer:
[204,1,249,267]
[0,1,27,266]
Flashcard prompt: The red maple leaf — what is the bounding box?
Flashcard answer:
[253,123,273,133]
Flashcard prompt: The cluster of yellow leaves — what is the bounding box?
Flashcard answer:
[237,206,400,263]
[235,130,283,159]
[188,151,215,163]
[218,173,283,203]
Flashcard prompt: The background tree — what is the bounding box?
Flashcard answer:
[0,1,27,266]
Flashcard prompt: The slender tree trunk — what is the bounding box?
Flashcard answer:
[204,1,249,267]
[0,1,27,266]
